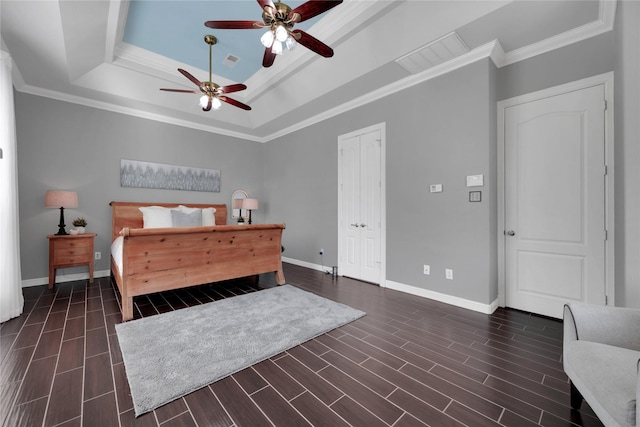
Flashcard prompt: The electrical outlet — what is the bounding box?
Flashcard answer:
[319,248,324,255]
[95,252,101,260]
[423,264,430,275]
[445,269,453,280]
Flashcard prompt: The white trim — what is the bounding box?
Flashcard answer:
[337,122,386,286]
[494,0,616,68]
[282,257,331,274]
[497,71,615,309]
[12,82,264,143]
[22,269,111,288]
[386,280,499,315]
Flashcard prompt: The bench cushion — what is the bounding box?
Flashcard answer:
[565,340,638,427]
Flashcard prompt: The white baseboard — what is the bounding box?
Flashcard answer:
[384,280,499,315]
[22,269,111,288]
[282,258,499,315]
[282,257,333,274]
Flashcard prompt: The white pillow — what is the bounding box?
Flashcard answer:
[202,207,216,226]
[138,206,173,228]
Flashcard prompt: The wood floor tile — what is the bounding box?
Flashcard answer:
[210,376,273,427]
[251,385,312,426]
[251,358,305,400]
[291,391,351,427]
[1,265,605,426]
[46,367,83,425]
[183,386,232,427]
[317,364,404,425]
[329,395,389,427]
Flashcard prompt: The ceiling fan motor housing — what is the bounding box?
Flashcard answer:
[263,2,295,30]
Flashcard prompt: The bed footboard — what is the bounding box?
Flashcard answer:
[110,201,285,321]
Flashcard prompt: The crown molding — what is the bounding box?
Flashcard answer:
[492,0,617,68]
[15,82,265,142]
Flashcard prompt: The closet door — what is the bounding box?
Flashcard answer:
[339,125,384,284]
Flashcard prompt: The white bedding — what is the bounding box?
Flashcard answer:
[111,236,123,274]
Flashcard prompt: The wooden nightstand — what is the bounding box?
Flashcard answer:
[47,233,96,289]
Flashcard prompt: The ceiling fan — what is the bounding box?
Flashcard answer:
[205,0,342,67]
[160,35,251,111]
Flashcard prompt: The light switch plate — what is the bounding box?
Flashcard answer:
[430,184,443,193]
[466,174,484,187]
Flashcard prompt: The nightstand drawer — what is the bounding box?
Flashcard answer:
[53,239,91,251]
[53,250,91,265]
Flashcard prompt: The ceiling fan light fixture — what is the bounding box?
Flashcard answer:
[199,95,209,108]
[211,97,222,110]
[261,30,275,48]
[275,24,288,42]
[272,40,283,55]
[285,35,296,51]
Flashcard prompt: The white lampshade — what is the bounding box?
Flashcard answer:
[211,97,222,110]
[272,40,283,55]
[242,198,258,210]
[261,30,275,48]
[275,24,288,42]
[285,36,296,51]
[45,190,78,208]
[199,95,209,108]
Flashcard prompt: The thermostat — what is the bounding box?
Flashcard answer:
[466,174,484,187]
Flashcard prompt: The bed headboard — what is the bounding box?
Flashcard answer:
[109,201,228,242]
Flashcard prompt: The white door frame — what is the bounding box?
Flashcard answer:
[497,72,615,308]
[338,122,386,284]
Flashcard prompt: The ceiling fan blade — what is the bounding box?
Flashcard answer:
[178,68,202,88]
[262,47,276,67]
[160,88,200,94]
[257,0,276,13]
[205,20,263,30]
[202,97,212,112]
[291,0,342,23]
[219,83,247,94]
[220,96,252,111]
[291,29,334,57]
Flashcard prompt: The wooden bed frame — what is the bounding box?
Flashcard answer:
[110,201,285,321]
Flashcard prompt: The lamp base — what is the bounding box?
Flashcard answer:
[55,207,68,235]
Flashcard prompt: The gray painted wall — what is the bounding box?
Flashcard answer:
[265,60,498,304]
[14,7,639,308]
[16,94,265,281]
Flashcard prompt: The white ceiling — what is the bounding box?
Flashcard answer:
[0,0,615,142]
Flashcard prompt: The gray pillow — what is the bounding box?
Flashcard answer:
[171,209,202,227]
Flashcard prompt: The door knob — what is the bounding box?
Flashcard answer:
[506,230,516,236]
[359,223,366,228]
[350,223,359,227]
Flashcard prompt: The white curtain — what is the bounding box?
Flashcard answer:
[0,50,24,323]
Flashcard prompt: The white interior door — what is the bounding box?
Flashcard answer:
[339,124,384,284]
[504,84,607,318]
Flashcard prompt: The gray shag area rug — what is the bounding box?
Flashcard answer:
[115,284,366,416]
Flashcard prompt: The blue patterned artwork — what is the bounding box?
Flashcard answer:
[120,159,220,192]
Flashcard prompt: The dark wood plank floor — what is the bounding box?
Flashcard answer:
[1,263,603,426]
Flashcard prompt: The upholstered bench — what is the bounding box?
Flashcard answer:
[563,303,640,427]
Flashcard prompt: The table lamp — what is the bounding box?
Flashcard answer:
[45,190,78,235]
[242,198,258,225]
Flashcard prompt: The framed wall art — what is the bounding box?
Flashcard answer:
[120,159,220,192]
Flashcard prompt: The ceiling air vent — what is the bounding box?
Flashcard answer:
[222,54,240,68]
[396,32,469,75]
